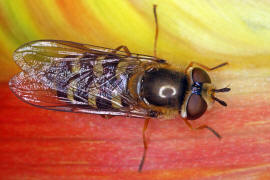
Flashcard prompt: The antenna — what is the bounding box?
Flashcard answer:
[211,95,227,106]
[212,87,231,93]
[211,87,231,106]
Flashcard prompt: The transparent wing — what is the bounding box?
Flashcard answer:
[9,71,148,117]
[9,40,165,118]
[13,39,164,74]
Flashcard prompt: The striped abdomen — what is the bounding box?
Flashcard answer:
[46,54,132,110]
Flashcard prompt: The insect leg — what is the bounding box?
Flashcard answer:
[195,124,221,139]
[112,46,131,56]
[185,62,228,73]
[183,119,221,139]
[153,4,158,58]
[138,118,150,172]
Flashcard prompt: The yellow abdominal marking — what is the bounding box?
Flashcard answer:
[67,80,77,103]
[93,56,105,77]
[67,55,84,103]
[111,60,131,109]
[111,90,123,109]
[71,59,81,73]
[88,85,99,108]
[87,56,107,108]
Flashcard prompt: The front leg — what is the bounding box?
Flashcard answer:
[183,119,221,139]
[112,45,131,56]
[138,118,150,172]
[185,62,228,74]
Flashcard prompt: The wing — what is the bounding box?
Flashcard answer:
[9,40,166,118]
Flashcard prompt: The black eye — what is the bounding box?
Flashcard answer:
[192,68,211,83]
[186,94,207,120]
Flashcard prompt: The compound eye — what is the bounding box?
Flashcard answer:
[186,94,207,120]
[192,68,211,83]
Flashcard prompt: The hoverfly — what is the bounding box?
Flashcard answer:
[9,5,230,171]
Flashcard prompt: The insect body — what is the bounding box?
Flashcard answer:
[9,40,229,119]
[9,5,230,172]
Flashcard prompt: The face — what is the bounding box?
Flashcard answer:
[181,67,230,120]
[185,68,212,120]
